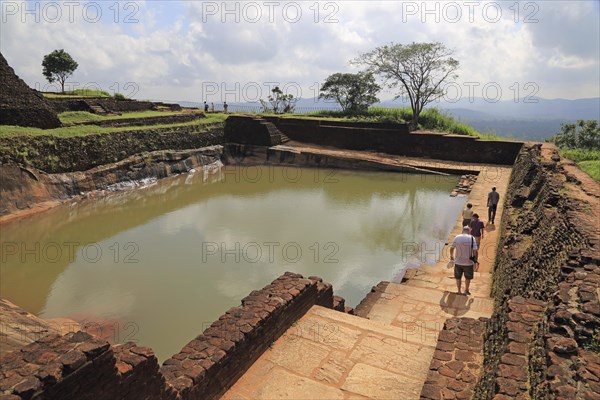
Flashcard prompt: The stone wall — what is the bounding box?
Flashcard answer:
[420,318,487,400]
[222,144,479,177]
[0,146,223,217]
[0,122,224,173]
[0,53,61,129]
[0,331,175,400]
[258,116,522,165]
[473,143,600,399]
[224,115,287,146]
[160,272,335,399]
[48,98,181,114]
[0,273,344,399]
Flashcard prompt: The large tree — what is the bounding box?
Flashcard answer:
[42,49,78,93]
[353,42,459,129]
[319,72,380,113]
[550,120,599,151]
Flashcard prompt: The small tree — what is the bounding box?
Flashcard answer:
[353,42,459,129]
[42,49,78,93]
[550,120,600,151]
[319,72,380,113]
[260,86,298,114]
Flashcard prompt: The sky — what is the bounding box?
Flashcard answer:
[1,0,599,104]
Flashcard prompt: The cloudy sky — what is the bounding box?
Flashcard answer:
[1,0,599,104]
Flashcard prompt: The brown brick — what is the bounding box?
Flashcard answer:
[455,350,475,362]
[507,341,528,354]
[438,330,458,343]
[13,376,41,398]
[498,364,526,381]
[501,353,526,366]
[496,377,521,396]
[439,366,457,378]
[420,383,441,399]
[434,350,453,361]
[446,360,465,374]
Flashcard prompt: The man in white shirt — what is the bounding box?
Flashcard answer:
[449,226,478,295]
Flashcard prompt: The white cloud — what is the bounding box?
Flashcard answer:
[1,0,597,101]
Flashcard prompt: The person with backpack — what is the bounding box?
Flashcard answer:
[450,226,478,295]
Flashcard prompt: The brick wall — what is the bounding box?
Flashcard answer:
[254,116,522,165]
[473,143,600,399]
[420,317,487,400]
[0,273,345,399]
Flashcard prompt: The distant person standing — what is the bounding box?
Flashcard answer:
[204,101,209,112]
[210,102,215,112]
[223,101,228,113]
[487,187,500,224]
[462,203,473,227]
[450,226,478,295]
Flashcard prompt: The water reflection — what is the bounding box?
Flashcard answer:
[1,166,464,361]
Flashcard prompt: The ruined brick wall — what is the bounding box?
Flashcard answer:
[0,273,343,400]
[0,331,175,400]
[224,115,286,146]
[420,318,486,400]
[0,122,224,173]
[48,98,182,113]
[159,272,335,399]
[473,143,600,399]
[0,53,61,129]
[228,116,522,165]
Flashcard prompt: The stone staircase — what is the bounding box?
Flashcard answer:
[222,156,513,399]
[257,117,290,145]
[86,102,109,115]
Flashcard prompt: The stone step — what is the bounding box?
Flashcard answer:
[223,305,437,400]
[88,104,108,115]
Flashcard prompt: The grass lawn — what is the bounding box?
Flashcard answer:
[560,148,600,182]
[578,161,600,182]
[0,114,228,138]
[58,110,203,125]
[42,89,112,98]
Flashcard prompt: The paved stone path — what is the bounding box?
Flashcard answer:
[224,149,513,399]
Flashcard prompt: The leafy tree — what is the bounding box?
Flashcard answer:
[319,72,380,113]
[549,120,599,151]
[42,49,78,93]
[260,86,298,114]
[353,42,459,129]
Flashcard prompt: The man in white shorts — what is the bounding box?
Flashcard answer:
[449,226,478,295]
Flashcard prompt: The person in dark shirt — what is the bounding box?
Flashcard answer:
[487,187,500,224]
[469,213,485,249]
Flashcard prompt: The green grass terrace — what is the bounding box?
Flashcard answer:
[0,111,228,138]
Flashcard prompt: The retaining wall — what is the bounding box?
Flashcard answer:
[0,273,344,400]
[0,123,224,173]
[260,116,522,165]
[472,143,600,399]
[48,98,181,114]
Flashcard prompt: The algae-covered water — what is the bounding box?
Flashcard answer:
[1,165,464,360]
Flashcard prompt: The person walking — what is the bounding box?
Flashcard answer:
[450,226,478,295]
[487,186,500,224]
[223,101,228,114]
[462,203,473,227]
[469,213,485,249]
